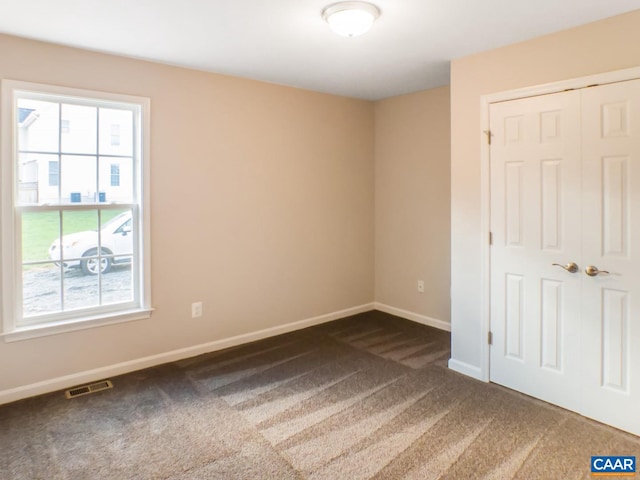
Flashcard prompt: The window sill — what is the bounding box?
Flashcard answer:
[1,308,154,343]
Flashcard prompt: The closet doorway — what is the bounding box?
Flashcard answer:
[489,78,640,435]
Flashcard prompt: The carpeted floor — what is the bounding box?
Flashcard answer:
[1,310,639,479]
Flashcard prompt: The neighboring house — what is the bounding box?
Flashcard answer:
[18,102,133,205]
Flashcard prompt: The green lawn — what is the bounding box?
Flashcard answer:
[22,209,123,262]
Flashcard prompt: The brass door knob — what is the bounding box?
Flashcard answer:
[552,262,579,273]
[585,265,610,277]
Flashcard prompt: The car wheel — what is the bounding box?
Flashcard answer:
[81,248,112,275]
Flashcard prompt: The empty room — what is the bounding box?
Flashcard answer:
[1,1,640,478]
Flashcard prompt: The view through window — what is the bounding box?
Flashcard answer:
[2,81,150,333]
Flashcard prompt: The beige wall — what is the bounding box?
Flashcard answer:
[0,34,374,393]
[374,87,451,324]
[450,10,640,376]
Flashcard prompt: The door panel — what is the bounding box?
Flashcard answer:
[540,278,562,371]
[541,159,562,251]
[490,90,582,411]
[581,79,640,434]
[505,273,524,359]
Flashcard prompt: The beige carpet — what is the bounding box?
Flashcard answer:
[1,310,638,479]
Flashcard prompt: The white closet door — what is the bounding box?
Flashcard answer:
[489,90,583,412]
[581,79,640,434]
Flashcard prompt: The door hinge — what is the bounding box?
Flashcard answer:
[489,232,493,245]
[488,331,493,345]
[483,130,492,145]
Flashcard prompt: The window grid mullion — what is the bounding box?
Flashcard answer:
[59,209,65,312]
[98,209,103,306]
[17,203,136,213]
[95,106,104,307]
[96,104,100,205]
[15,211,24,322]
[58,104,64,311]
[57,103,62,204]
[19,149,133,160]
[132,110,140,305]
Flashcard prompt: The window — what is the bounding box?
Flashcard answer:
[48,160,59,186]
[110,163,121,187]
[1,80,151,340]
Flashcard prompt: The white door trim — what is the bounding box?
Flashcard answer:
[479,65,640,382]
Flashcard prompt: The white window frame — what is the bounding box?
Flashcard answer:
[1,80,152,342]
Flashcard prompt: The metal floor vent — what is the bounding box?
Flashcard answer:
[65,380,113,399]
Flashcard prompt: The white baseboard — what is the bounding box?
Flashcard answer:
[373,303,451,332]
[371,304,483,381]
[448,358,484,381]
[0,302,375,406]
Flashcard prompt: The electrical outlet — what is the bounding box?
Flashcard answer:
[417,280,425,293]
[191,301,203,318]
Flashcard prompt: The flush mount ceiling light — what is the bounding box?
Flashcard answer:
[322,2,380,37]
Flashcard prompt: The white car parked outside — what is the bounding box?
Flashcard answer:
[48,211,133,275]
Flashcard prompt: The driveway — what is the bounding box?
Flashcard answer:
[23,265,132,316]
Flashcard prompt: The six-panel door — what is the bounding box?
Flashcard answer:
[489,80,640,435]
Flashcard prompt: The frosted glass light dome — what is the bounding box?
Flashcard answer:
[322,2,380,37]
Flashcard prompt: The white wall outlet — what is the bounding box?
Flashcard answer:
[417,280,425,293]
[191,301,203,318]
